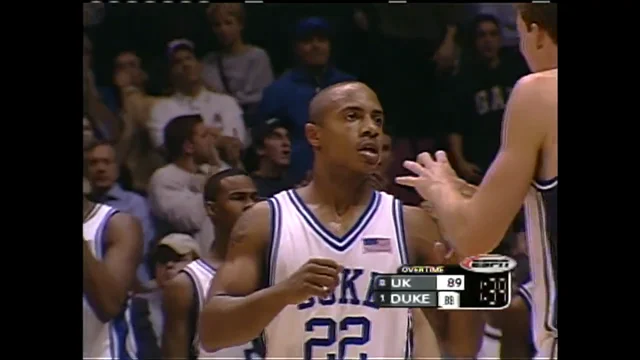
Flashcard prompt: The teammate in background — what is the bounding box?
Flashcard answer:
[396,4,557,358]
[199,82,483,359]
[162,169,263,360]
[83,197,143,359]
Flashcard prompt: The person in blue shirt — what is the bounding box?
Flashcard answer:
[259,17,356,183]
[85,140,156,283]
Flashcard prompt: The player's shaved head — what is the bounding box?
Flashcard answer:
[309,82,378,125]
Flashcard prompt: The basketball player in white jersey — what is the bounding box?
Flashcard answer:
[162,169,263,359]
[199,82,483,359]
[396,4,557,358]
[83,197,143,359]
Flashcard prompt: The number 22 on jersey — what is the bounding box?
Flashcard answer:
[305,316,370,360]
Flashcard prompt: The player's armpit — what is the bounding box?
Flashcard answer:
[83,212,143,322]
[403,206,484,358]
[199,202,290,350]
[162,273,196,359]
[451,76,549,255]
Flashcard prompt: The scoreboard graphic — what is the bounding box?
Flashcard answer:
[374,254,517,310]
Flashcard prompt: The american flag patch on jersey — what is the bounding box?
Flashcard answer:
[363,237,391,253]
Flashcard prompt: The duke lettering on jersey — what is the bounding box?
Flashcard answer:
[298,269,380,310]
[265,191,413,359]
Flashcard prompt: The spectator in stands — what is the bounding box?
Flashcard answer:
[84,33,121,143]
[148,114,224,255]
[202,3,274,127]
[472,4,519,48]
[149,39,247,168]
[447,14,529,184]
[133,233,201,358]
[259,17,356,184]
[249,116,294,198]
[85,141,156,284]
[113,50,166,195]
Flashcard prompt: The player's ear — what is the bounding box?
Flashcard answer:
[531,23,544,49]
[183,139,194,155]
[305,123,320,148]
[205,201,217,219]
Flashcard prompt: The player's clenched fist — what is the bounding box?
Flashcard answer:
[279,258,342,305]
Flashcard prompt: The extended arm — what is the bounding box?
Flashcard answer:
[433,76,548,255]
[162,273,196,359]
[83,213,143,322]
[199,202,290,350]
[404,206,484,358]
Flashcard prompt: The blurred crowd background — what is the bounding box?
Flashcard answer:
[83,3,532,358]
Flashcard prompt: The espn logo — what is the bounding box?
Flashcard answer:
[459,254,517,274]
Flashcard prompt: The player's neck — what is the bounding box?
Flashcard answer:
[256,160,284,178]
[173,156,199,174]
[210,228,230,263]
[176,83,204,98]
[310,165,372,215]
[536,50,558,72]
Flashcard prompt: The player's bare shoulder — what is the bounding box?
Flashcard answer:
[512,70,557,120]
[227,201,272,254]
[163,272,195,313]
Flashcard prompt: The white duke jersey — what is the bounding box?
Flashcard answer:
[181,259,264,360]
[523,178,558,360]
[83,204,138,360]
[265,190,412,360]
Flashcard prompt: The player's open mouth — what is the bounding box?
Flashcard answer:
[357,141,380,164]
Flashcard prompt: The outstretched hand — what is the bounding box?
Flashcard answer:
[396,151,462,202]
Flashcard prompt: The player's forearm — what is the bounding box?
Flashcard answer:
[199,285,290,350]
[82,244,129,321]
[432,192,502,256]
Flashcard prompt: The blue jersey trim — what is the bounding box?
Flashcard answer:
[286,190,381,253]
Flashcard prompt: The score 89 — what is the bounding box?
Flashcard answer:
[437,275,465,291]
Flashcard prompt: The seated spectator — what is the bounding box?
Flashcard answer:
[149,39,248,161]
[259,17,356,184]
[113,50,167,195]
[202,3,274,126]
[249,116,294,198]
[446,14,529,185]
[85,141,156,284]
[148,114,226,254]
[131,233,201,358]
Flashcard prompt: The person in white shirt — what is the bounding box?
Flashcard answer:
[149,39,248,153]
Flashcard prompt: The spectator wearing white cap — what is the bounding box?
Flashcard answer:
[149,39,248,169]
[131,233,201,357]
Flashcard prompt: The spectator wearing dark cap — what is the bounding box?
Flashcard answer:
[258,17,356,184]
[202,3,274,126]
[148,114,227,255]
[249,117,295,198]
[149,39,248,154]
